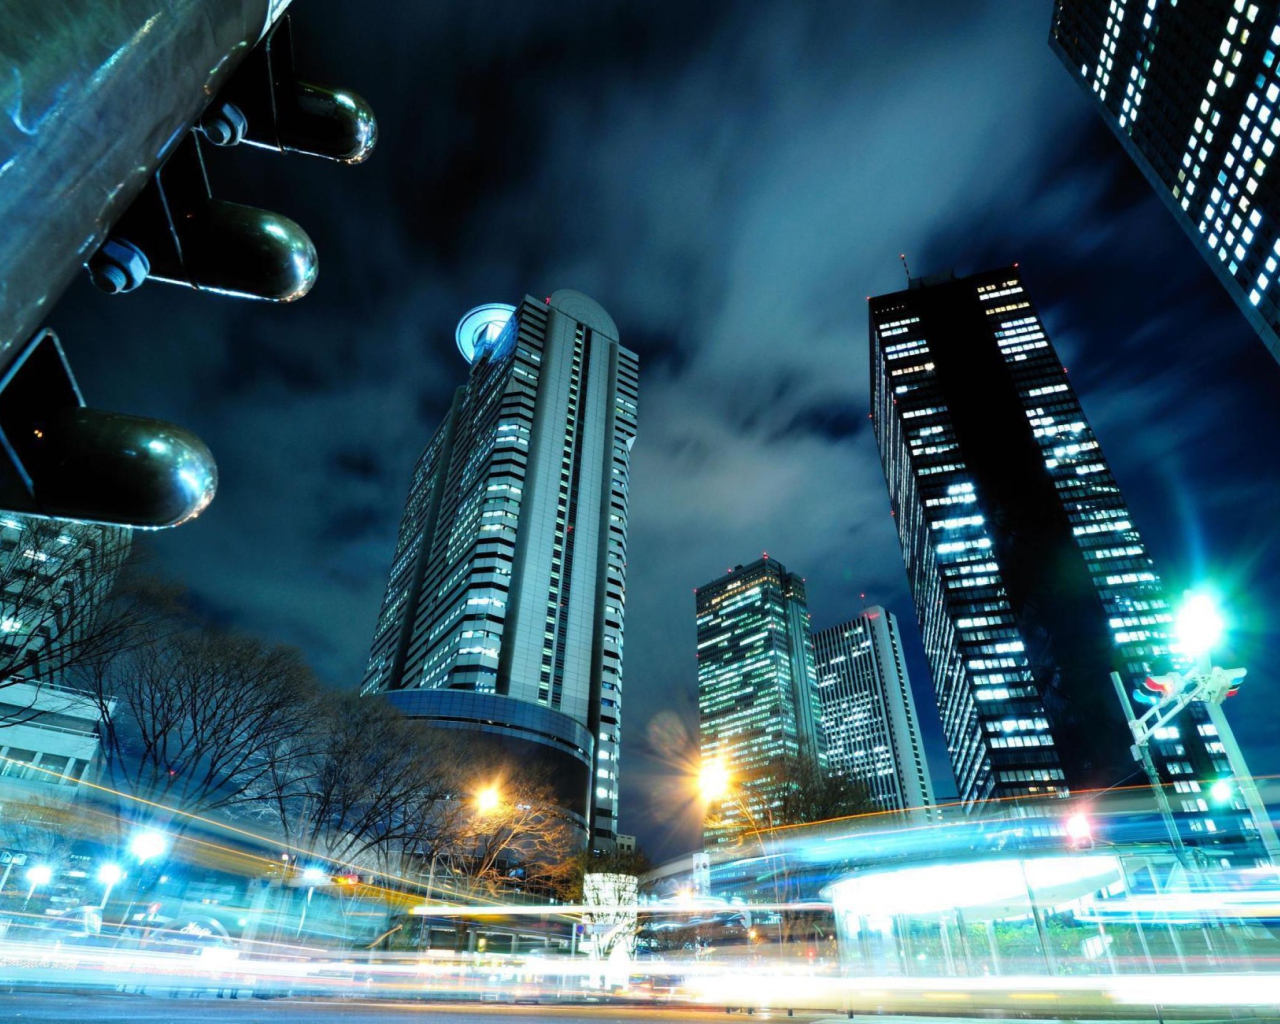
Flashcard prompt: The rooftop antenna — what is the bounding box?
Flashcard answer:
[860,591,867,611]
[900,253,911,283]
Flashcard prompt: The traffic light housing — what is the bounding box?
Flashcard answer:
[1201,666,1246,704]
[1134,671,1186,707]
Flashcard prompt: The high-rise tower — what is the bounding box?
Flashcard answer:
[361,290,638,847]
[870,265,1259,855]
[696,557,824,844]
[1050,0,1280,363]
[813,607,935,819]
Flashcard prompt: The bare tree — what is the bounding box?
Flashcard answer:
[84,627,318,831]
[436,770,581,901]
[251,693,457,873]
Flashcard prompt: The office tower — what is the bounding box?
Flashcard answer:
[1050,0,1280,363]
[813,607,935,819]
[696,557,824,843]
[870,265,1255,852]
[361,290,638,847]
[0,514,131,684]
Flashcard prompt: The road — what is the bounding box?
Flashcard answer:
[0,996,807,1023]
[0,995,1225,1024]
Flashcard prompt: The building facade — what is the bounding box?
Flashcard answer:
[1051,0,1280,362]
[813,607,935,819]
[0,679,112,800]
[361,291,638,847]
[0,514,131,685]
[870,265,1257,855]
[696,557,825,844]
[0,514,129,802]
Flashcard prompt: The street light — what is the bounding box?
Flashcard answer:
[1175,592,1225,661]
[475,784,501,815]
[97,862,124,909]
[23,864,52,909]
[1111,591,1280,863]
[1065,812,1093,850]
[129,829,168,864]
[301,866,329,885]
[698,758,731,804]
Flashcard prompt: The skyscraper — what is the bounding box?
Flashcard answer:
[696,557,824,843]
[0,514,131,684]
[361,290,638,847]
[1050,0,1280,362]
[870,265,1256,853]
[812,607,935,819]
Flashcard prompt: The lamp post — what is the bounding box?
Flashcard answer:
[23,864,52,909]
[297,866,329,935]
[1111,592,1280,863]
[97,863,124,909]
[696,759,786,951]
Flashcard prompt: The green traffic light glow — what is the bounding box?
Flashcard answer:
[1210,778,1233,804]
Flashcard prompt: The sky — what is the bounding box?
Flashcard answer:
[48,0,1280,860]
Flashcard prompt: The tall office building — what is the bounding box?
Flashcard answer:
[812,608,935,819]
[1051,0,1280,362]
[696,557,824,844]
[0,514,131,683]
[870,265,1257,853]
[361,290,638,847]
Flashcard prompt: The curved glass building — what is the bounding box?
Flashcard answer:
[360,290,638,847]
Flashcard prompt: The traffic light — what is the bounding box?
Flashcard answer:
[1201,666,1246,704]
[1136,671,1186,705]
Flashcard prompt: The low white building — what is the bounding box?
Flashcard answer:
[0,679,109,799]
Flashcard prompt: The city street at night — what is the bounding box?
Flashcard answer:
[8,0,1280,1020]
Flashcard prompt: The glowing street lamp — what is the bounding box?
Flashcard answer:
[129,829,168,864]
[24,863,52,909]
[698,759,731,804]
[475,784,501,815]
[97,862,124,908]
[1065,812,1093,850]
[301,866,329,886]
[1176,592,1226,662]
[23,863,52,908]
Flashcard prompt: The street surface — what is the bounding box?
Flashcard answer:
[0,995,1259,1024]
[0,997,815,1023]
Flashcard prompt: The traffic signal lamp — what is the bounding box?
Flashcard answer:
[1140,671,1186,701]
[1201,666,1246,704]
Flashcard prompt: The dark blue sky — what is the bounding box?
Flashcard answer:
[48,1,1280,858]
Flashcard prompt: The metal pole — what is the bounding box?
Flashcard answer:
[1204,702,1280,862]
[1118,855,1155,971]
[1020,859,1056,976]
[1111,672,1187,860]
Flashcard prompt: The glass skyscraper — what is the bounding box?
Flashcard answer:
[870,265,1259,855]
[696,557,824,844]
[812,607,935,820]
[361,290,638,847]
[1051,0,1280,362]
